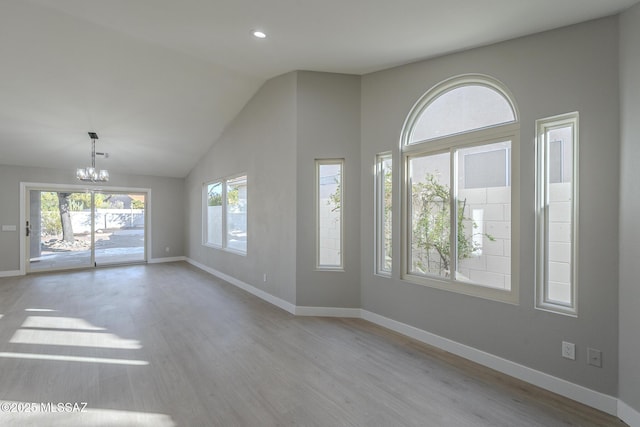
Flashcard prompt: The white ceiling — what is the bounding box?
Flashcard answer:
[1,0,637,178]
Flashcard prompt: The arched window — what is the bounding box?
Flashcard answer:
[405,75,517,145]
[400,75,519,303]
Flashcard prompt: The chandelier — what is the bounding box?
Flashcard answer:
[76,132,109,182]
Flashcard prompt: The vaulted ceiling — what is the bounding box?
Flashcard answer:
[1,0,637,178]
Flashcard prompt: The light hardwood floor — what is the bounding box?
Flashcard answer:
[0,263,626,426]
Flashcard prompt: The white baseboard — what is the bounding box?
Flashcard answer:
[182,259,620,419]
[360,310,618,416]
[185,258,296,315]
[0,270,22,278]
[619,400,640,427]
[148,256,186,264]
[295,306,361,317]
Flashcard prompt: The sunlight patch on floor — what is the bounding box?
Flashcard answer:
[0,352,148,366]
[10,330,142,349]
[21,316,105,331]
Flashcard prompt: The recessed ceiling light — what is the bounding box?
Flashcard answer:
[252,30,267,39]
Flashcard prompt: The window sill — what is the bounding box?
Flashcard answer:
[374,271,392,278]
[202,243,247,257]
[401,273,518,305]
[535,302,577,318]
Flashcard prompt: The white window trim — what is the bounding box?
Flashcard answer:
[399,75,519,304]
[535,112,579,316]
[375,152,392,276]
[202,173,248,255]
[315,159,344,270]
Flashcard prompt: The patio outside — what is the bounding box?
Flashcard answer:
[29,192,145,271]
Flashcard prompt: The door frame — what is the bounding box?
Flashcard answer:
[19,182,151,275]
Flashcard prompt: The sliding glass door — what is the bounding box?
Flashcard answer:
[29,191,93,272]
[93,191,146,265]
[27,188,147,272]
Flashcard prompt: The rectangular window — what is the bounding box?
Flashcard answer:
[203,175,248,254]
[404,137,514,301]
[536,113,578,315]
[375,153,393,275]
[316,159,343,269]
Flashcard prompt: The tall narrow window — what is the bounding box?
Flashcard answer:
[376,153,393,275]
[226,176,248,253]
[401,75,519,303]
[316,159,343,269]
[203,174,248,254]
[206,181,223,247]
[536,113,578,315]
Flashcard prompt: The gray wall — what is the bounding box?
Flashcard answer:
[185,71,361,307]
[619,3,640,413]
[360,18,620,395]
[0,164,185,272]
[185,72,298,304]
[296,71,361,307]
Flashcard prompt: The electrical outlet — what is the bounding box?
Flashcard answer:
[263,273,267,283]
[587,348,602,367]
[562,341,576,360]
[165,246,170,253]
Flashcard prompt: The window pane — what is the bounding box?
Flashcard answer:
[410,85,515,143]
[546,125,573,304]
[206,182,223,246]
[226,176,247,253]
[376,154,392,273]
[409,152,451,277]
[456,141,511,290]
[318,161,342,268]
